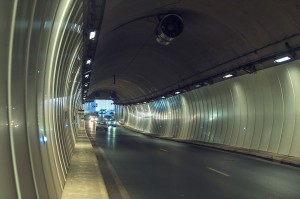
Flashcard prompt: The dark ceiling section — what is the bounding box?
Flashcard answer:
[89,0,300,104]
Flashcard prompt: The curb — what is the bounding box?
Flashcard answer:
[122,125,300,168]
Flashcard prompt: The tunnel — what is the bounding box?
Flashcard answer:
[1,0,300,199]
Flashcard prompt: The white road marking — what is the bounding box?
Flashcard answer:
[207,167,230,177]
[160,148,168,152]
[96,147,131,199]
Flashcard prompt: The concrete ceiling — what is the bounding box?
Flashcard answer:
[88,0,300,104]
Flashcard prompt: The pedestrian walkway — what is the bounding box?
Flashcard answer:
[61,132,109,199]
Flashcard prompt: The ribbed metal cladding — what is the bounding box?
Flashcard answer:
[0,0,84,198]
[116,59,300,158]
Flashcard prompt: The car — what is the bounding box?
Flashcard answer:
[107,119,117,127]
[104,114,112,120]
[99,109,107,114]
[97,118,106,125]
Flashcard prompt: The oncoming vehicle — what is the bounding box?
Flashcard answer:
[84,113,98,122]
[107,119,117,127]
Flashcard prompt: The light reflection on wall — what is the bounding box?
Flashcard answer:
[117,60,300,158]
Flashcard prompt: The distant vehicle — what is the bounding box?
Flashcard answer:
[97,117,106,125]
[107,118,117,127]
[104,115,112,122]
[109,111,114,116]
[84,113,98,121]
[99,109,107,114]
[104,110,114,116]
[87,115,98,122]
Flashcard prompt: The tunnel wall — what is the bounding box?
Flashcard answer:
[0,0,84,198]
[117,59,300,158]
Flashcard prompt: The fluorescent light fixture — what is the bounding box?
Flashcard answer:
[143,101,146,104]
[86,59,91,64]
[89,31,96,39]
[84,83,88,87]
[84,90,87,93]
[175,91,180,95]
[195,84,201,88]
[223,74,233,79]
[85,74,89,78]
[274,56,291,63]
[161,96,165,99]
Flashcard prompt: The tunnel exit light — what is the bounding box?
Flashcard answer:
[274,56,291,63]
[89,31,96,39]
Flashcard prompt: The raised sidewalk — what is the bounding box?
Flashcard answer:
[61,131,108,199]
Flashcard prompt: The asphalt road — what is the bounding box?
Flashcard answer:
[88,123,300,199]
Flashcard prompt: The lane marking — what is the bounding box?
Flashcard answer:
[160,149,168,152]
[96,147,131,199]
[207,167,230,177]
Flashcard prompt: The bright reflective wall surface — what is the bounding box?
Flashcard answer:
[116,59,300,158]
[0,0,84,198]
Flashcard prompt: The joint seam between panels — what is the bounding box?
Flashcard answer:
[47,0,73,190]
[69,60,82,144]
[24,0,40,198]
[275,75,285,153]
[51,0,77,181]
[8,0,22,198]
[287,69,296,155]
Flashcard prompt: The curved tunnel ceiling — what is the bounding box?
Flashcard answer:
[89,0,300,104]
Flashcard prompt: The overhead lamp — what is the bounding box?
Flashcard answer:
[175,91,181,95]
[86,59,92,65]
[195,84,201,88]
[161,96,165,99]
[89,31,96,40]
[274,56,291,63]
[84,83,89,87]
[223,73,233,79]
[143,101,147,104]
[85,74,90,78]
[84,90,87,93]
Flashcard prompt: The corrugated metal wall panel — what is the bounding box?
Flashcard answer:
[121,59,300,158]
[0,0,84,198]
